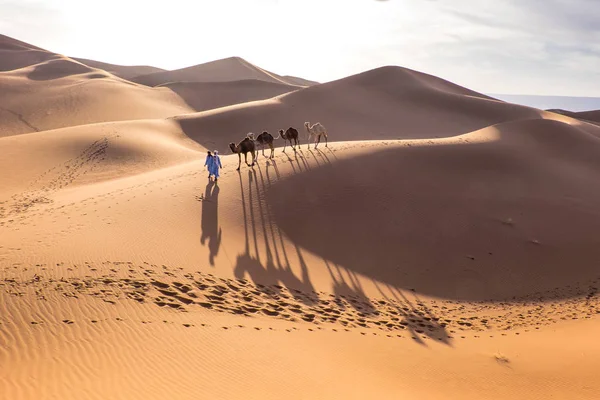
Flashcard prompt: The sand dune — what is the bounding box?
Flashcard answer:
[0,119,201,196]
[548,108,600,125]
[0,56,193,136]
[161,79,299,112]
[3,136,600,399]
[131,56,313,87]
[268,119,600,301]
[0,34,58,71]
[281,75,319,87]
[3,33,600,400]
[175,65,597,150]
[577,109,600,123]
[72,57,166,80]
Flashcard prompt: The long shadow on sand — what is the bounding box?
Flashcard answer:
[265,125,600,302]
[373,281,452,345]
[233,163,318,305]
[200,181,222,266]
[231,148,453,344]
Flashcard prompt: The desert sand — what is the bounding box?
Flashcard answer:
[131,56,317,88]
[2,34,600,400]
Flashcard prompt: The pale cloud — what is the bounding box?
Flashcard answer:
[1,0,599,96]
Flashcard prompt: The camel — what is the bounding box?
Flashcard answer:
[275,127,300,152]
[304,121,328,149]
[229,137,256,170]
[253,131,277,159]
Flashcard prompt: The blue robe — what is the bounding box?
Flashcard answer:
[204,155,215,176]
[209,155,222,178]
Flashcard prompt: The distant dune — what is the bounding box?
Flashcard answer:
[547,108,600,126]
[281,75,320,86]
[160,79,299,112]
[0,36,193,136]
[576,109,600,123]
[72,57,166,80]
[131,56,313,87]
[0,34,59,71]
[490,93,600,112]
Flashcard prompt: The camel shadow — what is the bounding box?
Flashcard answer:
[324,259,376,315]
[372,281,452,346]
[232,166,318,305]
[200,181,222,266]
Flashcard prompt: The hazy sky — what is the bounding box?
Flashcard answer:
[2,0,599,96]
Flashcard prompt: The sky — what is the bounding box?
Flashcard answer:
[1,0,599,96]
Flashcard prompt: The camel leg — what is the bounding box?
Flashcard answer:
[251,150,256,166]
[269,143,274,158]
[315,135,321,149]
[236,153,241,171]
[283,140,287,152]
[325,134,328,147]
[261,144,265,158]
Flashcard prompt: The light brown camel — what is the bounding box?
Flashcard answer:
[229,137,256,170]
[304,121,328,149]
[275,127,300,152]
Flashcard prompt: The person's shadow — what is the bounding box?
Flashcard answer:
[200,181,222,266]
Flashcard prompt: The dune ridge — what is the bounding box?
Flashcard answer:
[71,57,166,80]
[174,65,598,150]
[131,56,314,87]
[0,56,194,136]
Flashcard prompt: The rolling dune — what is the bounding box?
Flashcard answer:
[0,36,193,136]
[0,58,193,136]
[175,65,598,150]
[131,56,312,87]
[576,109,600,123]
[0,34,57,71]
[267,119,600,301]
[2,33,600,400]
[549,109,600,125]
[3,137,600,399]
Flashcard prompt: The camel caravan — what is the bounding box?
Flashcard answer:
[229,121,328,170]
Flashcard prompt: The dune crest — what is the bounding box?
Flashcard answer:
[131,56,314,87]
[175,64,599,150]
[72,57,166,80]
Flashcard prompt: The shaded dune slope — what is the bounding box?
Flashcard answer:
[161,79,299,112]
[576,109,600,123]
[72,57,166,80]
[266,119,600,301]
[0,34,58,71]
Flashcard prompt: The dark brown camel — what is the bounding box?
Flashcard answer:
[275,127,300,152]
[229,137,256,170]
[254,131,276,158]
